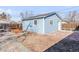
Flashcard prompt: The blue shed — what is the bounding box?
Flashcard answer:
[22,12,62,34]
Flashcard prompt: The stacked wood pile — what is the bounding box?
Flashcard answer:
[10,21,22,33]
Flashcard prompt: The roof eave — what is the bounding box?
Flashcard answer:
[22,17,45,21]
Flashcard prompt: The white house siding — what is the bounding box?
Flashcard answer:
[44,15,61,33]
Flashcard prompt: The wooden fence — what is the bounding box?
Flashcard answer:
[62,22,79,31]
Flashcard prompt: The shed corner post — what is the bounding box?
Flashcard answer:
[43,18,45,34]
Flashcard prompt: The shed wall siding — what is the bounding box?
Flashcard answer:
[22,15,61,34]
[22,20,33,31]
[22,19,44,33]
[32,19,44,33]
[44,15,61,33]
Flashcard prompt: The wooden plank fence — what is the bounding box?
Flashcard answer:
[62,22,79,31]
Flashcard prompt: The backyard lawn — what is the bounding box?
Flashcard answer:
[17,31,72,52]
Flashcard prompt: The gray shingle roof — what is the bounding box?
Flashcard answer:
[23,12,62,21]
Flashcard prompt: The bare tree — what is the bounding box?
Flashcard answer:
[7,14,11,20]
[20,12,24,19]
[20,11,34,30]
[65,11,79,22]
[19,11,34,41]
[20,11,33,20]
[0,12,11,20]
[70,11,76,22]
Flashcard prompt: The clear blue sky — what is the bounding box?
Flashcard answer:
[0,6,79,21]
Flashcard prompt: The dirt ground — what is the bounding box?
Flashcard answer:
[45,31,79,52]
[17,31,73,52]
[0,32,32,52]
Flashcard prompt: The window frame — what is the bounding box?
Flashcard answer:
[49,20,53,25]
[34,20,37,25]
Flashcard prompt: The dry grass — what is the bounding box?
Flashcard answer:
[17,31,73,52]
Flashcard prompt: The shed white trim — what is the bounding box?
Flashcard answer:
[58,22,61,30]
[43,18,45,34]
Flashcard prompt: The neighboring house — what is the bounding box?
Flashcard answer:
[22,12,62,34]
[0,11,22,33]
[0,20,10,32]
[0,20,22,33]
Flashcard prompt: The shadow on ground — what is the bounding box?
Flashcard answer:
[45,31,79,52]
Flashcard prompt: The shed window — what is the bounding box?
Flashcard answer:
[49,20,53,25]
[0,24,3,29]
[34,20,37,25]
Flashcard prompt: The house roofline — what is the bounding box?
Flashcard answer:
[22,12,63,21]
